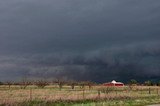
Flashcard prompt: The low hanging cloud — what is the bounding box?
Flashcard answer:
[0,0,160,82]
[0,41,160,82]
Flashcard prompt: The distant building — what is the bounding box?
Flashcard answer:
[103,80,124,86]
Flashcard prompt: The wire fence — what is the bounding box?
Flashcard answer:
[0,85,160,105]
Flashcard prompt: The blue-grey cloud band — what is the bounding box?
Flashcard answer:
[0,0,160,82]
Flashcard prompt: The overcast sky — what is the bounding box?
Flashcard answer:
[0,0,160,82]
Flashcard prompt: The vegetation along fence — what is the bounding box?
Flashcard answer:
[0,84,160,105]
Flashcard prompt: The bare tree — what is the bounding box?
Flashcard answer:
[6,81,13,89]
[78,81,86,89]
[68,80,77,90]
[19,80,32,89]
[35,80,49,88]
[58,79,66,90]
[85,81,95,90]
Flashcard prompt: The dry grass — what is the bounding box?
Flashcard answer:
[0,85,160,105]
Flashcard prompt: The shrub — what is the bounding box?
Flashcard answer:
[144,80,153,86]
[0,81,3,85]
[128,79,138,85]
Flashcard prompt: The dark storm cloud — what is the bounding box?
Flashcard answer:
[0,0,160,82]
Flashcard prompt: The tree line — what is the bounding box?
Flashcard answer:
[0,79,95,90]
[0,79,160,90]
[128,79,160,86]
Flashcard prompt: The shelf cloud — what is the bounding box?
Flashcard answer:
[0,0,160,82]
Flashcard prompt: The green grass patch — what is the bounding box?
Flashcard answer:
[4,96,160,106]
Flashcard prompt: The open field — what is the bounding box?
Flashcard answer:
[0,85,160,106]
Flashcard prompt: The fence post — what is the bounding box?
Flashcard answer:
[98,90,100,98]
[157,88,159,95]
[105,90,107,98]
[149,88,151,94]
[83,89,85,99]
[76,90,78,100]
[30,88,32,101]
[115,88,117,95]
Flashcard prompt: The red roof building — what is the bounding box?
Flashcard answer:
[103,80,124,87]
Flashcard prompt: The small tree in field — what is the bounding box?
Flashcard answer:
[157,81,160,86]
[78,81,95,90]
[129,79,138,85]
[0,81,3,85]
[6,81,13,89]
[78,81,86,89]
[19,80,32,89]
[85,81,95,90]
[128,79,138,90]
[144,80,153,86]
[56,79,66,91]
[68,80,77,90]
[35,80,49,88]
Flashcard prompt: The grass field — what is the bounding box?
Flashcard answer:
[0,85,160,106]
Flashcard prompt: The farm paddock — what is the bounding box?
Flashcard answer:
[0,85,160,106]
